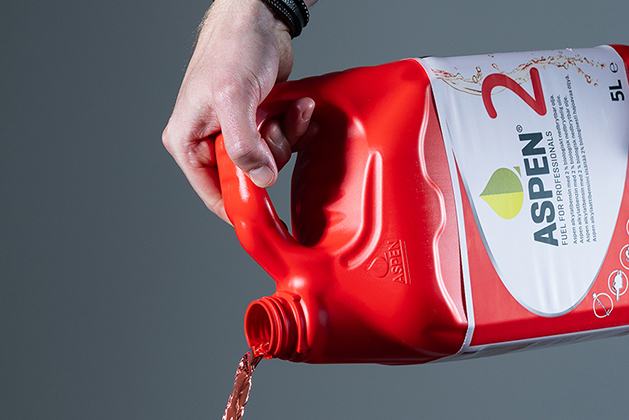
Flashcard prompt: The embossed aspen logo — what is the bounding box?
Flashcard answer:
[368,240,411,284]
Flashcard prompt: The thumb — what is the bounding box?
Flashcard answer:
[217,94,278,189]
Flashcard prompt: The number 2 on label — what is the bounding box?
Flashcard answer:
[482,67,547,118]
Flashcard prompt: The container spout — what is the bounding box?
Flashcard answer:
[244,292,308,360]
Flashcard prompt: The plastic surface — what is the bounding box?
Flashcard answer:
[216,45,629,364]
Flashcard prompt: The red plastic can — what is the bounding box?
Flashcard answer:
[216,45,629,364]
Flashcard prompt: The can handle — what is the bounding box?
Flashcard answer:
[216,133,308,282]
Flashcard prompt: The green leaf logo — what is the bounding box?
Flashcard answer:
[480,167,523,219]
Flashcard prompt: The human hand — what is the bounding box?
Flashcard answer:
[162,0,316,223]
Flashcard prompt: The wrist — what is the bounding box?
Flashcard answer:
[202,0,314,40]
[204,0,280,28]
[258,0,311,38]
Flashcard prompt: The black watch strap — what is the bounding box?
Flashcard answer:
[260,0,310,38]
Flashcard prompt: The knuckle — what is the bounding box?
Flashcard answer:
[161,123,196,165]
[226,140,259,167]
[161,125,175,154]
[212,72,261,109]
[213,84,248,112]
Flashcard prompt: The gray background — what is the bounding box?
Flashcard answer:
[2,0,629,419]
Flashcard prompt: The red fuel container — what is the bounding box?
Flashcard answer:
[216,45,629,364]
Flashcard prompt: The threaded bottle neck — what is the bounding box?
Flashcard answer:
[244,292,308,360]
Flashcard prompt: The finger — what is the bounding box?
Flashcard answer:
[162,127,231,224]
[282,97,315,145]
[171,150,230,224]
[291,120,320,152]
[216,89,278,189]
[259,97,318,170]
[185,137,214,167]
[261,120,292,171]
[181,163,230,224]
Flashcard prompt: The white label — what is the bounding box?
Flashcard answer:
[420,47,629,316]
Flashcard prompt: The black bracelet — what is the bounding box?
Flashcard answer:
[260,0,310,38]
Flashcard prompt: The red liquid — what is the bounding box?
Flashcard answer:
[222,346,268,420]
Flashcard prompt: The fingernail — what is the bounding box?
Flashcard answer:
[301,104,314,122]
[249,165,274,188]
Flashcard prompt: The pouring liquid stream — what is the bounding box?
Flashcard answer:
[221,343,270,420]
